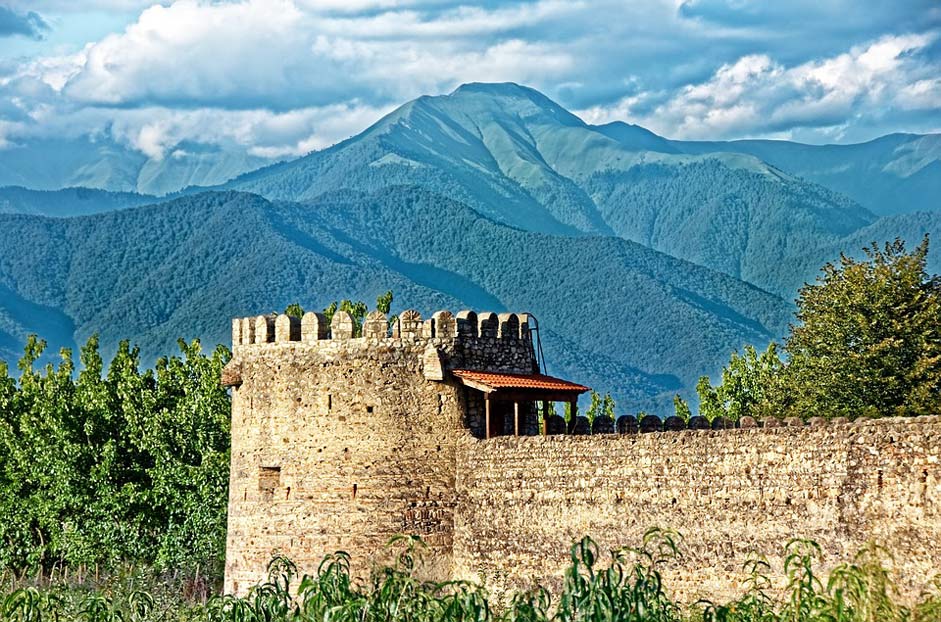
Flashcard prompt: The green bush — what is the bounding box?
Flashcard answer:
[0,334,230,576]
[3,534,939,622]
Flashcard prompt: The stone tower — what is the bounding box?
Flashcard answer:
[220,307,588,594]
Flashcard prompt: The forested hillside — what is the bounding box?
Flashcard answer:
[0,190,793,412]
[673,133,941,216]
[0,186,158,217]
[582,160,873,296]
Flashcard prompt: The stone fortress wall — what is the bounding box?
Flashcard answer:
[222,308,538,593]
[453,417,941,604]
[222,307,941,603]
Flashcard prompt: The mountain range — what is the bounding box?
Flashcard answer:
[0,136,268,197]
[1,83,938,413]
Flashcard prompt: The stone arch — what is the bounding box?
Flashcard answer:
[456,311,478,338]
[517,313,533,340]
[497,313,520,339]
[232,318,243,347]
[592,415,614,434]
[275,314,300,343]
[571,416,591,435]
[664,415,686,431]
[712,416,733,430]
[432,311,456,339]
[616,415,638,434]
[545,414,566,435]
[363,311,388,339]
[241,317,255,345]
[478,312,498,338]
[399,309,422,339]
[688,416,710,430]
[331,310,354,340]
[301,312,328,343]
[255,315,275,343]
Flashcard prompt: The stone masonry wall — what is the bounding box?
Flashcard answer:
[223,308,537,594]
[224,305,941,605]
[453,417,941,604]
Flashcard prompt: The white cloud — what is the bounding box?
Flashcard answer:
[314,1,583,39]
[5,1,172,12]
[579,33,941,140]
[1,0,939,164]
[62,0,309,106]
[896,79,941,111]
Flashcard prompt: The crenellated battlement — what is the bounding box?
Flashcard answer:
[230,309,533,348]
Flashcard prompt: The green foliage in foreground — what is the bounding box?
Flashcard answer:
[688,237,941,422]
[1,532,940,622]
[0,335,231,575]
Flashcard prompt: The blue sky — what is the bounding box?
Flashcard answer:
[0,0,939,161]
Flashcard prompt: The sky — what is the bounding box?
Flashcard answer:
[0,0,940,161]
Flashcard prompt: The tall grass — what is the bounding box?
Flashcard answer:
[1,531,939,622]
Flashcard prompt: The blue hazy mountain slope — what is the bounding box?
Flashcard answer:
[224,83,914,296]
[672,133,941,216]
[0,186,159,217]
[0,136,269,196]
[0,189,792,413]
[580,160,875,296]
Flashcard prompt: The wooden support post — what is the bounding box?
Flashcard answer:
[569,399,577,434]
[514,401,520,436]
[542,400,549,436]
[485,393,491,440]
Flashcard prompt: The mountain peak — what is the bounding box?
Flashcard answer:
[446,82,584,128]
[449,82,540,98]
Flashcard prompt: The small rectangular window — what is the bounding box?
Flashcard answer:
[366,405,374,414]
[259,466,281,493]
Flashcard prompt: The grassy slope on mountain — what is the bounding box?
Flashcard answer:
[0,189,792,412]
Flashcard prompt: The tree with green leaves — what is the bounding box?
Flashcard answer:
[376,290,393,315]
[584,391,615,424]
[284,303,304,318]
[695,342,788,422]
[699,236,940,421]
[0,334,231,575]
[786,237,941,419]
[672,394,692,422]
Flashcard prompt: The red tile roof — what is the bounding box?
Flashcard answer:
[451,369,590,393]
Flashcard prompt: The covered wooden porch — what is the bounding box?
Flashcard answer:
[452,369,590,438]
